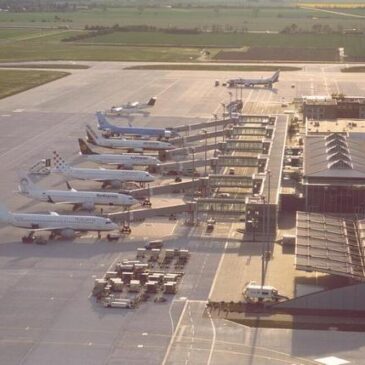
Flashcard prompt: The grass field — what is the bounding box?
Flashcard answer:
[0,64,89,69]
[0,69,69,99]
[341,66,365,72]
[80,31,365,59]
[125,64,301,71]
[0,7,364,32]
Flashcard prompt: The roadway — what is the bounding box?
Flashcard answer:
[0,63,365,365]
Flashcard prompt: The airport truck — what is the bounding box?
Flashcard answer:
[243,281,287,303]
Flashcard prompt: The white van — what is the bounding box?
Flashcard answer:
[145,240,163,250]
[243,281,279,302]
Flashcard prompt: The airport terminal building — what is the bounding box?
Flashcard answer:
[303,132,365,214]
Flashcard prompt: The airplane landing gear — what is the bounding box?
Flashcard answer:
[22,232,34,244]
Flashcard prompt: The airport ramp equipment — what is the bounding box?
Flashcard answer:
[126,178,208,199]
[109,202,196,222]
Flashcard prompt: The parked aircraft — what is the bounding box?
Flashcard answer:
[110,97,156,115]
[18,175,138,210]
[78,139,161,169]
[0,204,118,239]
[86,124,174,152]
[226,70,280,88]
[96,111,177,139]
[52,151,154,188]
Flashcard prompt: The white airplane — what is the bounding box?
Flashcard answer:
[110,97,156,115]
[18,175,138,211]
[86,124,174,152]
[78,139,161,169]
[227,70,280,89]
[51,151,155,188]
[0,204,118,239]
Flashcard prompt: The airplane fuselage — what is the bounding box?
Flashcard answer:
[8,213,117,231]
[83,153,160,167]
[26,189,137,206]
[61,167,154,183]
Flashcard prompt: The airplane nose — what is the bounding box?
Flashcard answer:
[112,223,119,230]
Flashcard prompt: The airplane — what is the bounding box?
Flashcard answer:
[78,139,161,169]
[0,204,119,240]
[96,111,178,139]
[18,175,139,211]
[226,70,280,89]
[110,97,156,115]
[51,151,155,188]
[85,124,175,152]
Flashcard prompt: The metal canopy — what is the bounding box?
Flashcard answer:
[296,212,365,281]
[209,174,253,188]
[217,155,258,167]
[196,198,246,215]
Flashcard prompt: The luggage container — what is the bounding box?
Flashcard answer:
[129,279,141,292]
[105,271,118,279]
[164,281,177,294]
[146,280,158,293]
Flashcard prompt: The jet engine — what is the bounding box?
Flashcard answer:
[81,201,95,211]
[60,228,76,239]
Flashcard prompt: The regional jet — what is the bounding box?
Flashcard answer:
[110,97,156,115]
[78,139,161,169]
[86,124,174,152]
[18,175,138,210]
[96,111,178,139]
[52,151,154,188]
[0,204,118,239]
[227,70,280,89]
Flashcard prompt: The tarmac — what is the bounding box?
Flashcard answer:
[1,62,365,364]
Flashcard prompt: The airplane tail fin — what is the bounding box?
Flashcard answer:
[85,124,100,145]
[0,204,11,223]
[18,174,40,195]
[96,111,111,130]
[147,97,157,107]
[78,139,97,155]
[271,70,280,83]
[52,151,71,173]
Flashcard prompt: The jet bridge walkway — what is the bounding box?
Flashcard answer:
[109,202,197,222]
[170,129,232,147]
[127,178,209,199]
[173,117,238,134]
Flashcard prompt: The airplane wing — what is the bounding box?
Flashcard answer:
[30,226,70,232]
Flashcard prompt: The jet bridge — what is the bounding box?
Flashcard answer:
[159,158,217,174]
[232,125,274,138]
[225,139,264,153]
[196,198,246,215]
[161,142,225,161]
[109,202,197,222]
[126,177,208,199]
[208,174,253,189]
[170,129,232,147]
[173,117,238,134]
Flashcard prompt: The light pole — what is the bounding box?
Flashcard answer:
[221,103,226,120]
[201,129,208,177]
[266,169,272,256]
